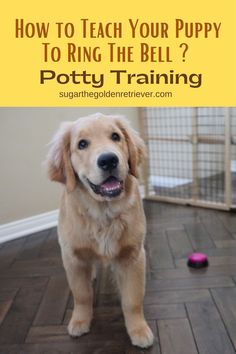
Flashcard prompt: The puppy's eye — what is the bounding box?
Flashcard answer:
[111,132,121,142]
[78,139,89,150]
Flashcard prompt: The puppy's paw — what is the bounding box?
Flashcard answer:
[129,323,154,348]
[68,319,90,338]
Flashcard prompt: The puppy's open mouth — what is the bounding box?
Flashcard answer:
[88,176,123,198]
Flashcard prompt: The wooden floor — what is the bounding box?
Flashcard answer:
[1,201,236,353]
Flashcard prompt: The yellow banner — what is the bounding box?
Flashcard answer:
[0,0,235,106]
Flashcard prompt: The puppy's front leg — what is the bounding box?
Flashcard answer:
[62,253,93,337]
[115,247,154,348]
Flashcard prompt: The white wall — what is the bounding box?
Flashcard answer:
[0,107,139,224]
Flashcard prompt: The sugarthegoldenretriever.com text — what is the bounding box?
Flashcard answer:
[59,90,173,99]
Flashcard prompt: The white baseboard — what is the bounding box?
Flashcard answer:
[0,210,59,244]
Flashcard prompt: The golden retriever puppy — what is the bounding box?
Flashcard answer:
[47,113,154,348]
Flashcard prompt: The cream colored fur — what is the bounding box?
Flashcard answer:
[47,113,154,348]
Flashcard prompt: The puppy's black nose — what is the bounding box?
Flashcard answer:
[97,153,119,171]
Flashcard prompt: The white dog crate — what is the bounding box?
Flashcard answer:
[139,107,236,210]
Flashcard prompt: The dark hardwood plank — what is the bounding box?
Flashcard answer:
[158,203,199,219]
[92,305,122,322]
[38,228,60,258]
[0,301,12,325]
[151,264,236,279]
[184,221,215,250]
[214,240,236,248]
[158,318,198,354]
[143,199,163,215]
[0,288,18,302]
[201,216,233,240]
[144,289,211,305]
[0,258,63,278]
[0,277,48,289]
[147,232,174,269]
[147,216,200,234]
[0,282,47,344]
[195,207,217,219]
[95,293,120,307]
[26,325,72,343]
[146,276,234,292]
[201,247,236,256]
[211,287,236,349]
[0,258,64,278]
[186,301,235,354]
[0,342,139,354]
[26,323,128,343]
[34,274,70,325]
[216,211,236,233]
[144,303,186,320]
[63,309,72,324]
[95,265,117,296]
[166,228,193,259]
[0,238,26,269]
[15,230,50,261]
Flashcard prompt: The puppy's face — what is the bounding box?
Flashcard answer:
[47,114,146,202]
[70,116,129,201]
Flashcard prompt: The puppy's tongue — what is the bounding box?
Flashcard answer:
[100,176,122,196]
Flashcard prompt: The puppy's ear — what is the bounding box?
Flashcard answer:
[115,117,146,178]
[47,121,77,192]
